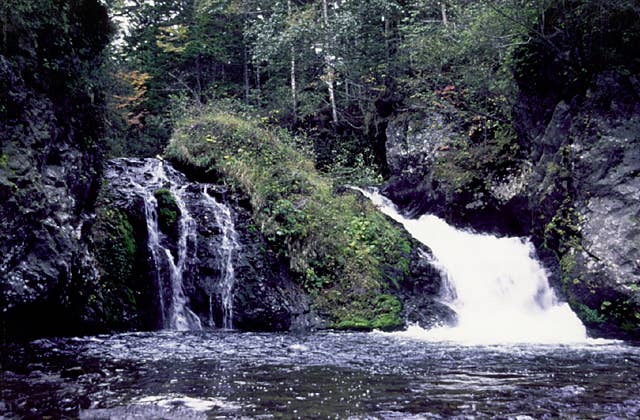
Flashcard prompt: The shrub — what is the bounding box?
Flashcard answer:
[165,105,416,329]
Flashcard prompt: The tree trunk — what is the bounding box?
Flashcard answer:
[440,2,449,27]
[195,53,203,102]
[288,0,297,121]
[321,0,338,124]
[242,0,250,103]
[243,44,250,103]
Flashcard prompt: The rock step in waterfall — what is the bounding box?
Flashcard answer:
[103,158,240,330]
[356,188,589,344]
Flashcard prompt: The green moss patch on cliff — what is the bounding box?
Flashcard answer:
[166,106,417,330]
[90,198,155,331]
[154,188,180,238]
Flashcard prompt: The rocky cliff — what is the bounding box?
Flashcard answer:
[96,158,312,332]
[0,0,111,338]
[382,72,640,339]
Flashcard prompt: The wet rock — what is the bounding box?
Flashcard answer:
[394,246,457,329]
[382,111,530,236]
[0,56,103,339]
[97,158,311,332]
[529,73,640,339]
[61,366,85,379]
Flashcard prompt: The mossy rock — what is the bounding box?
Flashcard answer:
[91,206,139,327]
[154,188,180,237]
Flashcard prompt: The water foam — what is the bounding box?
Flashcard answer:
[357,188,589,344]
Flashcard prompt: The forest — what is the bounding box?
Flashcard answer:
[1,0,640,417]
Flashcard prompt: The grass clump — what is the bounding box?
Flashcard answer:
[165,106,415,329]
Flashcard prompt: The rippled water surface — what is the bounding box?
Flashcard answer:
[2,331,640,418]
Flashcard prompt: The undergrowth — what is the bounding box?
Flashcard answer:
[165,106,414,330]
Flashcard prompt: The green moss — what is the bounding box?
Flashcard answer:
[574,302,605,324]
[335,317,372,331]
[154,189,180,236]
[91,205,144,327]
[95,207,136,282]
[544,199,583,254]
[165,106,415,328]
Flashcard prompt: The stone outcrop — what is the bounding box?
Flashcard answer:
[524,73,640,338]
[0,57,103,338]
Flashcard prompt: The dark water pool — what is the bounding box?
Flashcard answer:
[2,331,640,418]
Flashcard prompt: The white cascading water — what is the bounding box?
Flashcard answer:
[357,188,588,344]
[166,182,202,331]
[202,186,240,329]
[112,160,202,331]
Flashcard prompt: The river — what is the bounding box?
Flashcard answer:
[2,330,639,418]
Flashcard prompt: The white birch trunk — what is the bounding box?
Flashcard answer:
[440,2,449,27]
[321,0,338,124]
[288,0,297,120]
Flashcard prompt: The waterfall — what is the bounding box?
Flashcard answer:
[202,186,240,329]
[356,188,588,344]
[105,159,201,331]
[166,183,202,331]
[104,158,244,331]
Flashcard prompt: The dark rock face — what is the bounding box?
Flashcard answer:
[383,112,530,236]
[525,73,640,339]
[394,246,458,329]
[0,57,103,339]
[0,0,111,338]
[179,182,312,332]
[382,73,640,339]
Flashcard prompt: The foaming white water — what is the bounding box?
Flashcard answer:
[202,186,240,329]
[356,188,589,344]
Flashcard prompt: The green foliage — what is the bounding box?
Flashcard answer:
[574,302,605,324]
[399,1,535,126]
[166,105,416,330]
[0,0,111,149]
[106,0,248,156]
[544,199,583,253]
[514,0,640,97]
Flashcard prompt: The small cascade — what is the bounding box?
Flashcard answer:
[166,184,202,331]
[356,187,588,344]
[105,159,201,331]
[142,189,166,326]
[202,186,240,329]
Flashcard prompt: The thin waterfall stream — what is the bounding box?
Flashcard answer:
[202,186,240,329]
[103,158,241,331]
[355,187,589,344]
